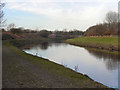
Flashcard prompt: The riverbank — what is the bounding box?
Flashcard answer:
[2,40,111,88]
[66,37,119,52]
[9,37,66,47]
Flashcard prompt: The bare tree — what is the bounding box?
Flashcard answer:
[105,11,118,24]
[7,23,15,31]
[105,11,118,34]
[0,2,6,29]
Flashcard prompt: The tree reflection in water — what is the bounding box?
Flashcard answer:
[85,48,119,70]
[39,42,49,50]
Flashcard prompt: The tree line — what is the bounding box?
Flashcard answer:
[2,26,85,40]
[1,2,119,38]
[85,11,118,36]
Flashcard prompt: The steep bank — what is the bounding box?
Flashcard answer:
[66,37,119,52]
[2,41,110,88]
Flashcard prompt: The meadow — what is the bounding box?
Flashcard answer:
[66,36,119,52]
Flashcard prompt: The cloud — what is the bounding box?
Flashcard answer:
[4,0,118,30]
[4,0,119,3]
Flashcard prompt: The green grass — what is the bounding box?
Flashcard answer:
[66,37,119,52]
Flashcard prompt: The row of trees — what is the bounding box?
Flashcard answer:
[8,28,84,37]
[85,11,118,36]
[6,11,119,37]
[1,2,119,37]
[2,26,84,40]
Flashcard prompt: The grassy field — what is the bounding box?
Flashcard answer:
[2,40,109,88]
[66,37,119,52]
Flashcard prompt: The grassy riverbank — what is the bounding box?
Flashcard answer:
[2,40,110,88]
[66,37,119,52]
[9,37,65,47]
[9,38,51,47]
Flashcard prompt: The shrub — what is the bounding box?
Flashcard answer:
[2,33,15,40]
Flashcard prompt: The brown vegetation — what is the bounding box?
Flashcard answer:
[2,27,84,40]
[84,23,118,36]
[85,11,118,36]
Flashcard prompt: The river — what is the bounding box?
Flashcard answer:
[23,42,119,88]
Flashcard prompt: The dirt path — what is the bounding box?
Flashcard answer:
[2,43,111,88]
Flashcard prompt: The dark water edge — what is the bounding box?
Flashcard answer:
[66,41,119,52]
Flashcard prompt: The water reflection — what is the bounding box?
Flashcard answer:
[23,43,119,71]
[23,43,119,88]
[39,42,49,50]
[85,48,118,70]
[22,42,68,50]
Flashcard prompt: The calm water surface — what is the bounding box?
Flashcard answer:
[23,43,119,88]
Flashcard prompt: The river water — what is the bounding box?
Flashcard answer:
[23,42,119,88]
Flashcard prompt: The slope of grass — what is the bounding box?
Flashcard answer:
[66,37,119,51]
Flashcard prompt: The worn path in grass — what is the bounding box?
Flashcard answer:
[2,42,110,88]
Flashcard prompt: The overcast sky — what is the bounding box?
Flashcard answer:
[3,0,118,31]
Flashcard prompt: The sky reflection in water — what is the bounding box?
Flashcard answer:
[23,43,119,88]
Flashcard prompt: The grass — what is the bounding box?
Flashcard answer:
[66,37,119,52]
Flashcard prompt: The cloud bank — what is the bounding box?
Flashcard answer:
[4,0,118,31]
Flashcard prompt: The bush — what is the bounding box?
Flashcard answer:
[2,33,15,40]
[10,28,23,34]
[39,30,50,38]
